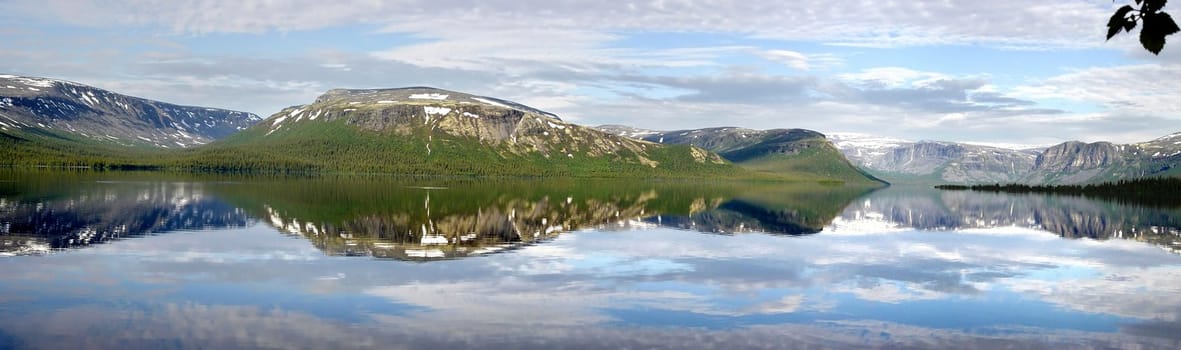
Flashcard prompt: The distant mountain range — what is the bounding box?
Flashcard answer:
[830,133,1181,184]
[5,73,1173,184]
[596,125,883,184]
[0,76,763,180]
[0,74,259,147]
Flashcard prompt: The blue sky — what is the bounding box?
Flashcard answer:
[2,0,1180,146]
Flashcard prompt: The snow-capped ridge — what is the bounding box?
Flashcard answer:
[313,86,560,120]
[1,73,260,147]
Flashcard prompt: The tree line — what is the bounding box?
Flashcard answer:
[936,177,1181,208]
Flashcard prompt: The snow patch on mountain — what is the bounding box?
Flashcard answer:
[828,133,911,159]
[409,93,449,100]
[471,97,509,108]
[0,75,56,88]
[424,106,451,116]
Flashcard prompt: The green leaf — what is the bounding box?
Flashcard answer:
[1125,18,1138,32]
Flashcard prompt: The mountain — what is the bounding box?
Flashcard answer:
[0,74,260,167]
[1022,134,1181,183]
[0,74,259,147]
[829,133,1040,184]
[598,125,883,184]
[831,132,1181,185]
[180,87,740,177]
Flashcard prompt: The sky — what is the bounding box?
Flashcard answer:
[2,0,1180,147]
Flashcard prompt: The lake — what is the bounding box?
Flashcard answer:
[1,170,1180,349]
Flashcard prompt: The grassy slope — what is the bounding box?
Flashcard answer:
[4,119,885,183]
[858,167,949,185]
[724,140,886,185]
[172,119,758,179]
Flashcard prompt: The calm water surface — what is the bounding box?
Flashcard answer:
[1,170,1180,349]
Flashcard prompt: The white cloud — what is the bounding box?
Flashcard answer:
[837,67,952,89]
[759,50,811,70]
[5,0,1177,145]
[1013,64,1181,117]
[16,0,1114,49]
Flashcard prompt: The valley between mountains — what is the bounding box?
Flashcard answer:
[2,74,1178,185]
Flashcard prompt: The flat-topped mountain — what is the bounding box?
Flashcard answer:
[598,125,883,184]
[829,134,1040,184]
[0,74,259,148]
[1021,133,1181,183]
[187,87,737,177]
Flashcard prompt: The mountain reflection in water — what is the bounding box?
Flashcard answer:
[0,172,871,259]
[831,186,1181,254]
[3,171,1181,349]
[3,171,1181,259]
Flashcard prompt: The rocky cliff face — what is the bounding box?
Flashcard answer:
[1022,141,1125,183]
[830,134,1039,184]
[1033,141,1122,172]
[832,132,1181,185]
[1019,135,1181,184]
[0,74,260,147]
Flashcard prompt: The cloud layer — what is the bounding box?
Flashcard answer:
[3,0,1179,145]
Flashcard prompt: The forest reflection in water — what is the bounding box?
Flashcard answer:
[0,171,875,259]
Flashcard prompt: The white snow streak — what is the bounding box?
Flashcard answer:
[409,93,449,100]
[471,97,510,108]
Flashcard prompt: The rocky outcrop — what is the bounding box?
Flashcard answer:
[1033,141,1123,172]
[0,74,259,147]
[829,134,1039,184]
[832,132,1181,185]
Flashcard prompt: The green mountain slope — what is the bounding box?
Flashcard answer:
[1,125,169,168]
[0,74,259,148]
[173,88,747,178]
[601,126,885,184]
